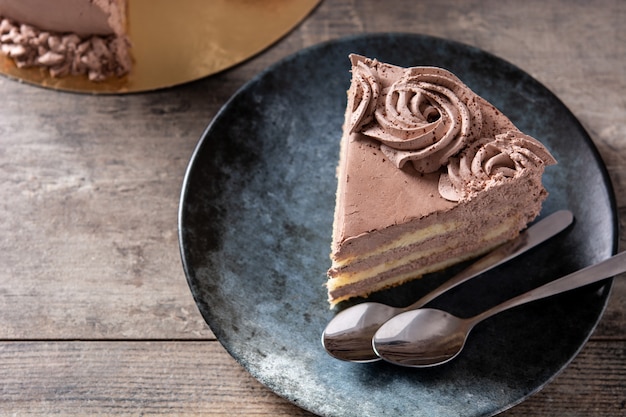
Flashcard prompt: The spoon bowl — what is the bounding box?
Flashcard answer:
[372,309,470,367]
[323,302,399,362]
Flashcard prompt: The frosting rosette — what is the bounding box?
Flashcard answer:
[346,60,381,134]
[439,131,557,201]
[359,67,483,173]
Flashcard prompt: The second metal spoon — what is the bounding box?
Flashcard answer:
[373,250,625,368]
[322,210,573,362]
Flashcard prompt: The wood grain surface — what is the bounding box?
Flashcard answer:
[1,0,625,415]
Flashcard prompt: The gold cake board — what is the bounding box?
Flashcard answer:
[0,0,321,94]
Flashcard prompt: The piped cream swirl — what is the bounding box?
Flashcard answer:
[346,60,380,134]
[347,58,483,173]
[439,131,557,201]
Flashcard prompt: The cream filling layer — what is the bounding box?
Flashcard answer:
[327,217,516,292]
[328,242,503,305]
[331,220,460,267]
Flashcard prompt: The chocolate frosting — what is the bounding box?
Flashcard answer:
[440,131,557,201]
[346,54,556,201]
[348,54,483,174]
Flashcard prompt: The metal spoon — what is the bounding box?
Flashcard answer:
[373,250,626,368]
[322,210,573,362]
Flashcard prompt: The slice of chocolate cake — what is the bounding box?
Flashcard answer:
[327,54,556,306]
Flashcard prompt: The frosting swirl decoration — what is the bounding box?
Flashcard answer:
[439,131,557,201]
[348,63,483,173]
[346,60,380,134]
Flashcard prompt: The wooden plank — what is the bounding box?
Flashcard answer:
[0,341,313,416]
[0,76,218,340]
[0,340,623,416]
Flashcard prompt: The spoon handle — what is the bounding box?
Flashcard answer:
[404,210,574,312]
[472,250,626,324]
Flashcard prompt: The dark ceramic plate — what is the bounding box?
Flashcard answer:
[178,34,618,417]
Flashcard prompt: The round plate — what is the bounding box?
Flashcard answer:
[178,33,618,417]
[0,0,320,94]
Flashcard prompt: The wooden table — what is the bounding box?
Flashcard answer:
[1,0,624,415]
